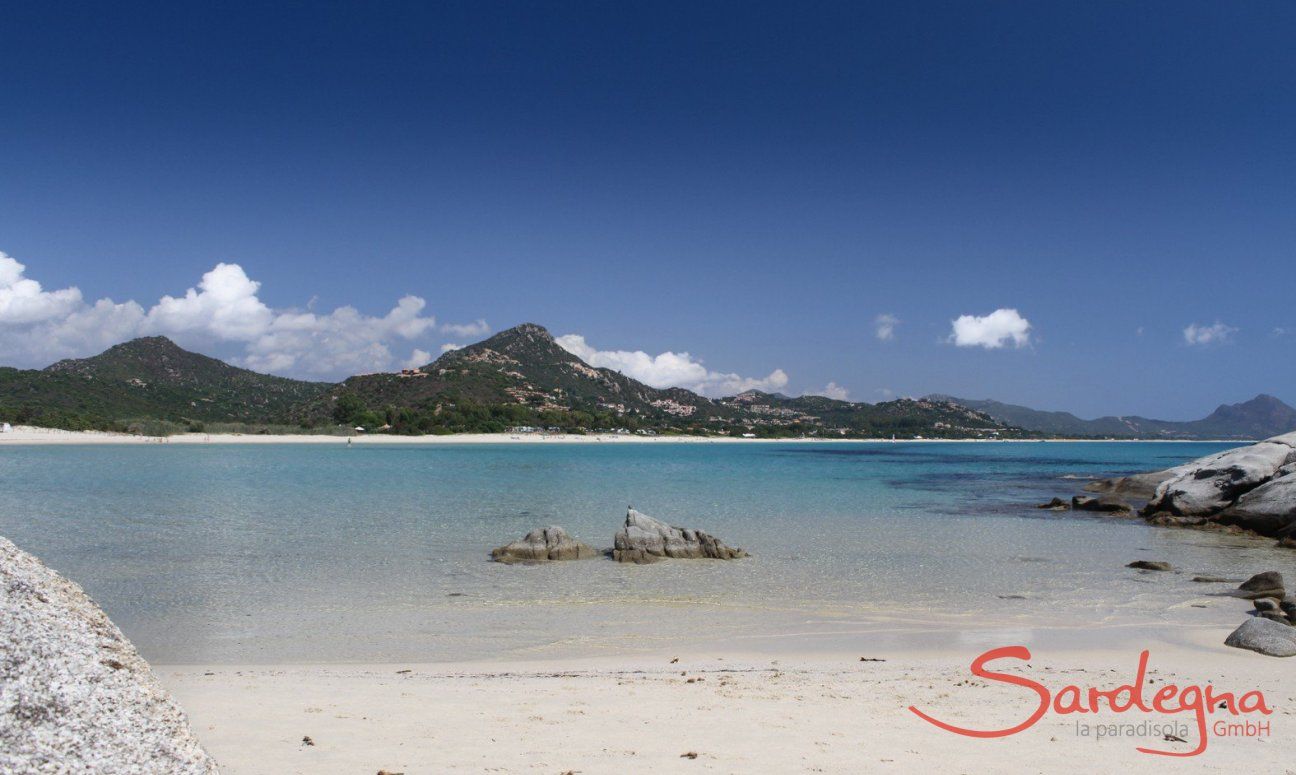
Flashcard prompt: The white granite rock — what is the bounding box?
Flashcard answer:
[490,526,598,563]
[0,536,217,773]
[1219,464,1296,537]
[1146,432,1296,516]
[1224,616,1296,657]
[612,508,747,563]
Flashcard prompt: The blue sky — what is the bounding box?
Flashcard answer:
[1,2,1293,418]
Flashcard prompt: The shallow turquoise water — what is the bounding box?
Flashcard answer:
[1,441,1289,663]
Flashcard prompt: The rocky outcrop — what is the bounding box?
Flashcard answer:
[1145,432,1296,516]
[1217,465,1296,537]
[1224,617,1296,657]
[0,536,217,773]
[1070,432,1296,548]
[490,526,598,563]
[612,508,747,564]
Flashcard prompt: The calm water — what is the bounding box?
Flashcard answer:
[1,441,1290,664]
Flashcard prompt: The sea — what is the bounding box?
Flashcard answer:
[1,441,1289,664]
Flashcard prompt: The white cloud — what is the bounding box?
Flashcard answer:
[874,314,899,342]
[809,382,850,401]
[439,343,464,353]
[0,251,441,378]
[555,333,789,397]
[1272,327,1287,337]
[1183,321,1237,346]
[440,319,490,339]
[949,308,1032,349]
[0,252,85,325]
[146,263,275,341]
[404,349,433,369]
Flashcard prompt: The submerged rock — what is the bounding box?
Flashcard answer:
[1036,498,1069,511]
[1126,560,1172,571]
[490,526,598,563]
[1072,495,1132,513]
[1085,467,1188,503]
[612,508,747,564]
[0,536,216,773]
[1224,617,1296,657]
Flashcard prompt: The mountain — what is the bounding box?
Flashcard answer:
[0,337,329,429]
[298,323,1016,437]
[928,393,1296,440]
[5,329,1285,440]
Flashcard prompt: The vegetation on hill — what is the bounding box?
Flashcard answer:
[296,324,1020,438]
[12,325,1281,440]
[0,337,329,431]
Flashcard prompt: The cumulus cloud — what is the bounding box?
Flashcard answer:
[440,343,464,353]
[0,251,441,378]
[440,319,490,339]
[147,263,275,341]
[949,308,1032,349]
[555,334,789,397]
[0,252,85,325]
[1183,321,1238,346]
[809,382,850,401]
[874,314,899,342]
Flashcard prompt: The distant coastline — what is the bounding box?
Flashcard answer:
[0,425,1254,445]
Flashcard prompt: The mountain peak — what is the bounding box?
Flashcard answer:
[480,322,552,341]
[107,335,185,354]
[443,323,570,365]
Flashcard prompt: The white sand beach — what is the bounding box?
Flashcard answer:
[0,425,1237,445]
[160,637,1293,774]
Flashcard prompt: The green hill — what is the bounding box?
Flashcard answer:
[0,327,1024,438]
[0,337,329,430]
[298,323,1016,438]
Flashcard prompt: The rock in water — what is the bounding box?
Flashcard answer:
[0,536,216,773]
[1224,617,1296,657]
[1071,495,1132,513]
[612,508,747,564]
[1145,433,1296,517]
[490,526,598,563]
[1233,571,1285,600]
[1126,560,1172,571]
[1085,469,1182,503]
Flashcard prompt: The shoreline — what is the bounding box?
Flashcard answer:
[0,425,1254,446]
[158,634,1293,773]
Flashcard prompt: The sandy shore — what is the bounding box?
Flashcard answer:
[160,639,1293,774]
[0,425,1245,445]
